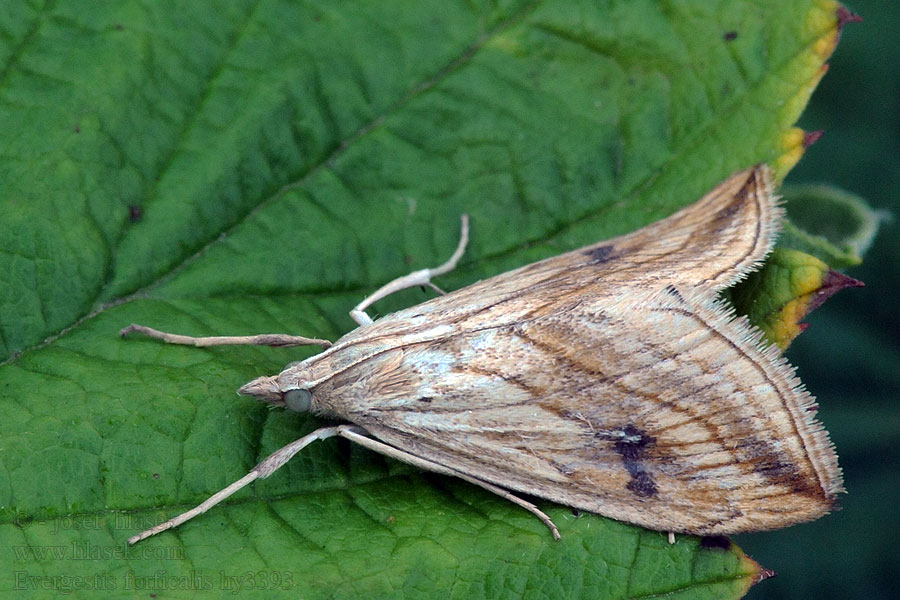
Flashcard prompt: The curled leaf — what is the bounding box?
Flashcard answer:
[780,183,887,268]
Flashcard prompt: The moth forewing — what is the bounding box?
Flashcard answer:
[124,164,842,544]
[309,288,839,535]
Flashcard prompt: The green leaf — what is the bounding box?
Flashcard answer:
[727,185,879,349]
[779,183,887,268]
[1,1,850,598]
[729,248,864,349]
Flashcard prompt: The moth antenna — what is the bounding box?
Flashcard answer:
[128,426,341,545]
[350,215,469,326]
[120,324,332,349]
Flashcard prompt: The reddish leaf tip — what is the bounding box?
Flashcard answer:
[825,270,865,290]
[755,568,778,584]
[805,270,864,316]
[836,6,863,29]
[803,130,824,148]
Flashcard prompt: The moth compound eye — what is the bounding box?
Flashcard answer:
[283,388,312,412]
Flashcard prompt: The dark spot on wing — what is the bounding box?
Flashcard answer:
[416,396,433,403]
[552,461,575,476]
[626,472,658,498]
[664,284,684,303]
[707,180,748,235]
[723,31,738,41]
[583,244,616,264]
[739,436,817,495]
[613,424,659,498]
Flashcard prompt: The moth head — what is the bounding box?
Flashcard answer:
[237,375,315,414]
[237,375,282,403]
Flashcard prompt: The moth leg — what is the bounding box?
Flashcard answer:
[127,426,341,545]
[337,425,561,540]
[350,215,469,326]
[120,324,332,349]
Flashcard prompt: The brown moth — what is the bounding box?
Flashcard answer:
[123,164,842,545]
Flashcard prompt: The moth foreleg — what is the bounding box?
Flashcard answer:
[119,324,331,349]
[337,425,561,540]
[349,215,469,326]
[127,426,341,545]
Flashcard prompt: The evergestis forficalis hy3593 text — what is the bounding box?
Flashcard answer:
[122,164,843,545]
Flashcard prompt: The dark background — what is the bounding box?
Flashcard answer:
[738,2,899,598]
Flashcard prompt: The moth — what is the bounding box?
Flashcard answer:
[123,164,842,545]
